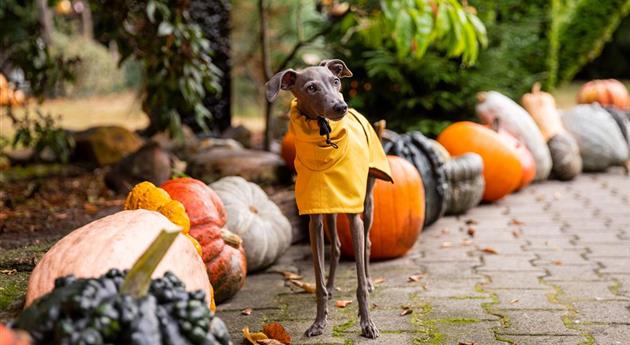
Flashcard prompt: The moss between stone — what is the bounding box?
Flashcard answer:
[333,318,356,337]
[475,281,515,344]
[541,278,595,344]
[608,280,622,296]
[0,271,29,319]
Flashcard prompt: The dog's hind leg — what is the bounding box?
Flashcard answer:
[348,213,379,338]
[363,177,376,292]
[325,213,340,299]
[305,214,328,337]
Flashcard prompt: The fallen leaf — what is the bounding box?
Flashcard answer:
[400,306,413,316]
[262,322,292,344]
[458,341,477,345]
[467,227,476,237]
[441,228,450,235]
[241,308,253,316]
[461,239,473,246]
[440,241,452,248]
[336,300,352,308]
[512,229,522,238]
[509,218,525,226]
[83,203,99,214]
[509,299,519,304]
[289,279,316,294]
[258,340,285,345]
[501,207,510,215]
[552,260,563,266]
[408,274,424,282]
[281,271,303,280]
[243,327,268,345]
[373,277,385,285]
[465,219,478,225]
[481,247,498,255]
[0,269,17,275]
[371,303,379,309]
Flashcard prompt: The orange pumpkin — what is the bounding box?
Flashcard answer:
[161,178,247,303]
[497,129,536,190]
[438,122,522,202]
[336,156,425,259]
[0,324,31,345]
[280,132,296,171]
[577,79,628,109]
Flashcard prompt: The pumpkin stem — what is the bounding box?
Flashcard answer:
[120,227,181,297]
[221,228,243,249]
[476,91,487,103]
[532,82,541,94]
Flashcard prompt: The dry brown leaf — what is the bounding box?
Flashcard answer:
[0,269,17,275]
[262,322,292,344]
[512,229,522,238]
[241,308,253,316]
[501,207,510,215]
[281,271,303,280]
[440,241,452,248]
[373,277,385,285]
[510,299,519,304]
[408,274,424,282]
[509,218,525,226]
[461,239,473,246]
[83,203,99,214]
[467,227,476,237]
[441,228,450,235]
[465,219,478,225]
[336,300,352,308]
[400,307,413,316]
[481,247,498,255]
[289,279,316,294]
[243,327,268,345]
[552,260,563,266]
[458,342,477,345]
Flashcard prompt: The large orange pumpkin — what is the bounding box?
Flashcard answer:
[280,132,296,171]
[161,178,247,303]
[577,79,628,109]
[0,324,31,345]
[497,129,536,190]
[336,156,425,260]
[438,122,522,202]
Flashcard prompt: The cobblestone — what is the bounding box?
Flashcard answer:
[219,171,630,344]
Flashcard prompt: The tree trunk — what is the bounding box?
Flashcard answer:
[259,0,273,151]
[189,0,232,134]
[81,1,94,40]
[37,0,54,45]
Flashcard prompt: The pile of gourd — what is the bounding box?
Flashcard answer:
[279,79,629,261]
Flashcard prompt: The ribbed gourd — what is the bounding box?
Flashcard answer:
[476,91,552,181]
[442,153,485,215]
[210,176,292,272]
[382,130,448,226]
[562,104,629,172]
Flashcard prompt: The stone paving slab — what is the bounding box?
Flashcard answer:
[219,171,630,344]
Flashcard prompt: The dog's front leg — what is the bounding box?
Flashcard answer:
[305,214,328,337]
[325,213,340,298]
[348,213,380,338]
[363,177,376,292]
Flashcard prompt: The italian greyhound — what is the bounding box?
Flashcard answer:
[266,59,392,339]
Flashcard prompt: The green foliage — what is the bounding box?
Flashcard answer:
[4,108,75,163]
[50,32,126,97]
[0,0,77,97]
[555,0,630,83]
[94,0,222,137]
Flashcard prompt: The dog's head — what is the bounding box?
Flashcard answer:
[265,59,353,121]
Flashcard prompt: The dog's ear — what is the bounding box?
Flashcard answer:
[320,59,353,78]
[265,69,298,102]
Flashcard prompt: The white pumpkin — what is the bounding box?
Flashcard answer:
[476,91,553,181]
[562,104,629,172]
[210,176,292,272]
[25,209,211,306]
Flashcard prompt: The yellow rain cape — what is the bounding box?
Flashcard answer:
[289,99,393,215]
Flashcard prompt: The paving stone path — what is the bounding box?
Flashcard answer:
[219,171,630,345]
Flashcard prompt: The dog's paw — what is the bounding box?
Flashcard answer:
[360,319,380,339]
[305,320,327,337]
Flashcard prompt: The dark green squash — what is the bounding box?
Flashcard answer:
[382,130,448,226]
[443,153,485,215]
[547,133,582,181]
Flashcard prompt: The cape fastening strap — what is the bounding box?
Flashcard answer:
[317,115,339,149]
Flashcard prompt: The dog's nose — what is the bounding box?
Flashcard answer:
[333,103,348,114]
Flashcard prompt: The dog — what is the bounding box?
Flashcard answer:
[266,59,393,339]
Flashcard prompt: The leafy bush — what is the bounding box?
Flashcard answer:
[50,32,125,97]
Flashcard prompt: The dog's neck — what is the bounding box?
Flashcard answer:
[295,99,319,120]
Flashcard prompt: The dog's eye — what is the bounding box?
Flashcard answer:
[333,78,340,86]
[307,84,317,93]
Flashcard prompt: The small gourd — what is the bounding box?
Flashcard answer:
[443,153,485,215]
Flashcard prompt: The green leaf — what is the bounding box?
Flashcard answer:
[146,0,157,23]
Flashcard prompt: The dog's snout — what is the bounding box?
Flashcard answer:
[333,102,348,114]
